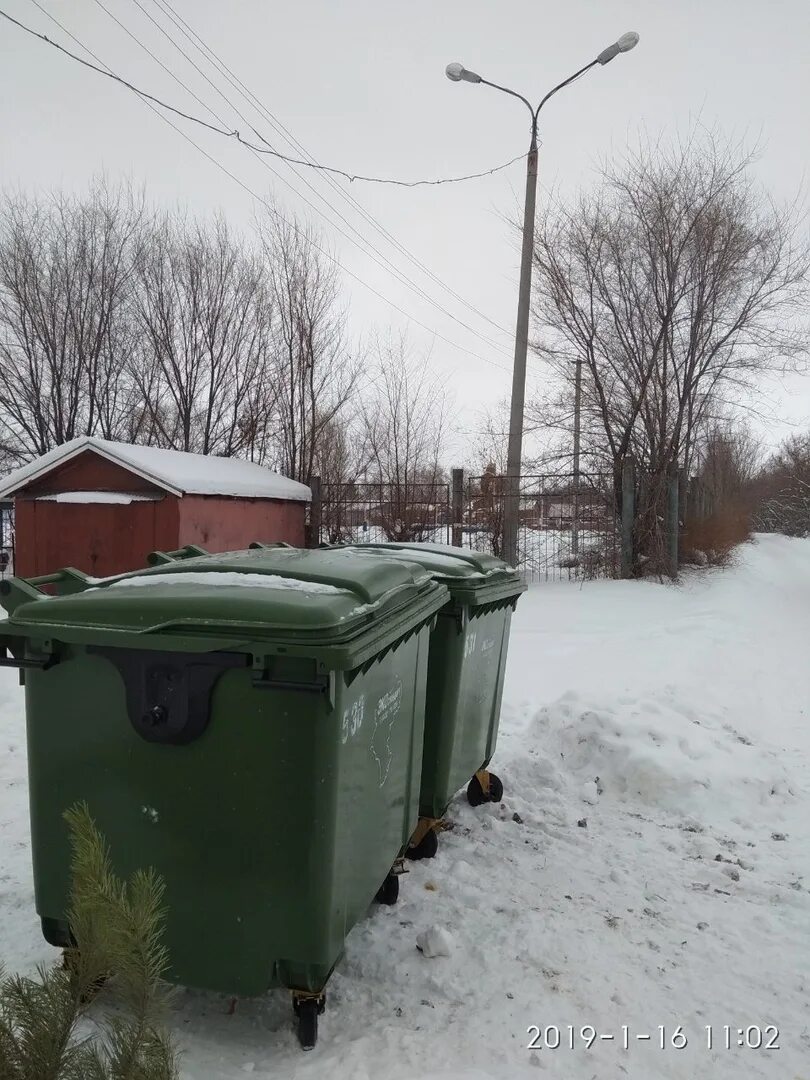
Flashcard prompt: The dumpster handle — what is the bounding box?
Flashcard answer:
[147,545,209,566]
[0,646,58,671]
[252,670,336,710]
[0,568,91,613]
[248,541,293,550]
[9,568,91,591]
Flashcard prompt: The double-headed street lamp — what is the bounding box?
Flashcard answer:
[446,32,639,568]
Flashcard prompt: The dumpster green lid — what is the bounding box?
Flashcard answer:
[0,547,449,661]
[328,543,526,605]
[335,543,512,578]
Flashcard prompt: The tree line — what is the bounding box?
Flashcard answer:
[0,179,447,499]
[522,131,809,567]
[1,134,807,563]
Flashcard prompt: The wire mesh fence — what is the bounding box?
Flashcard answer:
[318,482,451,546]
[462,473,620,581]
[317,473,621,582]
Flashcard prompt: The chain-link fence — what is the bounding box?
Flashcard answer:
[316,473,621,582]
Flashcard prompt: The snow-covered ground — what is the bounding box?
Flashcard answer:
[1,534,808,1078]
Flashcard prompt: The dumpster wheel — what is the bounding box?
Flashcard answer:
[292,991,326,1050]
[405,818,441,861]
[375,871,400,905]
[467,769,504,807]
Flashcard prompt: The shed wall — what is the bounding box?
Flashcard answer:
[22,451,165,496]
[177,496,306,552]
[14,497,180,578]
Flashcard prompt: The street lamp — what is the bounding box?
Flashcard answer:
[446,31,639,569]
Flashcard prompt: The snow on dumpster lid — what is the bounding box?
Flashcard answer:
[0,437,311,502]
[101,571,345,595]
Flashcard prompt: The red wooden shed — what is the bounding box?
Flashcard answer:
[0,437,311,578]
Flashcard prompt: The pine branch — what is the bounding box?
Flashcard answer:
[0,805,179,1080]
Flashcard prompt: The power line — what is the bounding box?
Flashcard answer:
[89,0,510,358]
[20,0,511,375]
[146,0,512,339]
[1,6,524,188]
[14,1,513,360]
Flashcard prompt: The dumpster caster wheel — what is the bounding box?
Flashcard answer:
[406,827,439,861]
[375,872,400,905]
[467,770,504,806]
[293,994,325,1051]
[488,772,504,803]
[467,772,488,806]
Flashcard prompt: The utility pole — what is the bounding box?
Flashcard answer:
[572,354,582,557]
[503,123,538,568]
[446,31,640,569]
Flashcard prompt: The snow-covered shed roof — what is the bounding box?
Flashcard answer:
[0,437,311,502]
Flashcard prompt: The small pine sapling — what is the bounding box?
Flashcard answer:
[0,803,178,1080]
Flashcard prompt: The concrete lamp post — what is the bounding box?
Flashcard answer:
[445,31,640,568]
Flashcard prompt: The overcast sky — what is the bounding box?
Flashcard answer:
[1,0,808,464]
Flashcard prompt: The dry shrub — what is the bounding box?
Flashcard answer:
[680,502,752,567]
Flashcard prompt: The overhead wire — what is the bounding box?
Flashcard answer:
[1,6,523,187]
[18,0,512,375]
[87,0,511,357]
[145,0,513,339]
[15,0,513,360]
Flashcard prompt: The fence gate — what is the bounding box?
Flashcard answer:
[317,482,451,546]
[461,472,620,582]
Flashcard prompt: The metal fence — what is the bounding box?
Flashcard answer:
[317,482,451,546]
[462,472,620,582]
[316,473,620,582]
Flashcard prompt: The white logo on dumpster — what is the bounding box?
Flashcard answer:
[341,696,365,744]
[370,679,403,788]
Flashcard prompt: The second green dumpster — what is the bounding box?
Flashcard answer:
[327,543,525,859]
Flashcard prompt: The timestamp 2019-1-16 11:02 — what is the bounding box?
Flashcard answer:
[526,1024,780,1052]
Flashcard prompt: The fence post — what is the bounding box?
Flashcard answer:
[308,475,322,548]
[451,468,464,548]
[667,465,679,576]
[621,456,635,578]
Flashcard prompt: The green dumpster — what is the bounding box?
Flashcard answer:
[0,545,448,1048]
[326,543,525,858]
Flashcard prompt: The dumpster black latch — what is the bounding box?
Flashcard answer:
[89,646,247,745]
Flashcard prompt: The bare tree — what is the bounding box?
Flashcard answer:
[132,212,272,457]
[313,411,369,543]
[0,178,146,466]
[690,419,761,507]
[361,334,447,541]
[752,431,810,537]
[462,408,510,556]
[530,131,809,571]
[256,213,359,486]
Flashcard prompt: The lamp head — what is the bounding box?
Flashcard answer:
[445,62,482,83]
[597,31,640,65]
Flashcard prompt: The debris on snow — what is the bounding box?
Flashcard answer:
[580,779,599,804]
[416,926,454,958]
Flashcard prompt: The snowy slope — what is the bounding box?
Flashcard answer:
[1,535,808,1079]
